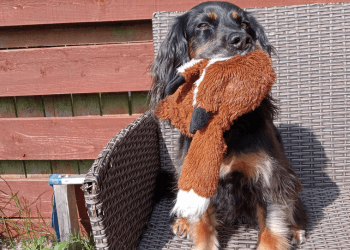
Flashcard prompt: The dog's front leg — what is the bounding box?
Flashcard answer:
[191,204,219,250]
[172,204,219,250]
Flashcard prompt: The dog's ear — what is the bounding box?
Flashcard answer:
[247,13,276,57]
[149,13,190,109]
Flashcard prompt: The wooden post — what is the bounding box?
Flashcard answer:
[53,184,80,241]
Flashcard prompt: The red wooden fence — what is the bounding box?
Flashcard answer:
[0,0,343,26]
[0,116,139,160]
[0,43,153,97]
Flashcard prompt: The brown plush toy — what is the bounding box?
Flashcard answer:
[154,50,276,219]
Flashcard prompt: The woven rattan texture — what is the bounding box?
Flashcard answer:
[138,187,350,250]
[159,122,181,174]
[142,2,350,249]
[152,2,350,189]
[83,111,160,250]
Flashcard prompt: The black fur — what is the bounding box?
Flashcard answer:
[150,0,308,237]
[149,12,191,109]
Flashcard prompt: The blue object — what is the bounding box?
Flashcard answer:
[49,174,63,185]
[49,174,62,242]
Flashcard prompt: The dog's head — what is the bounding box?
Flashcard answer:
[150,1,274,108]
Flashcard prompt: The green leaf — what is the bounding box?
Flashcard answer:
[30,245,38,250]
[54,241,69,250]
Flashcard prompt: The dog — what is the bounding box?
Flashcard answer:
[149,2,308,250]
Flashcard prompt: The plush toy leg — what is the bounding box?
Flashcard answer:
[178,122,226,198]
[171,189,211,220]
[189,107,211,134]
[173,121,226,219]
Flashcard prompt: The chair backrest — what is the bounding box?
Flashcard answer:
[153,2,350,189]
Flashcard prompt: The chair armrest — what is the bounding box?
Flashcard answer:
[82,111,160,250]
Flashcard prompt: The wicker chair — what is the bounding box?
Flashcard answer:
[82,2,350,249]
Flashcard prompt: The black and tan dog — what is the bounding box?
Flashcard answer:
[150,2,308,249]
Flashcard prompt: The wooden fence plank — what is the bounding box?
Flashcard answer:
[101,93,130,115]
[25,160,52,178]
[15,95,47,179]
[0,115,140,160]
[0,161,26,178]
[0,43,154,97]
[78,160,94,175]
[44,95,80,179]
[72,93,101,117]
[16,96,45,117]
[53,184,80,241]
[131,92,150,114]
[0,97,16,118]
[44,95,73,117]
[0,179,53,218]
[52,161,80,175]
[0,0,344,27]
[0,21,152,49]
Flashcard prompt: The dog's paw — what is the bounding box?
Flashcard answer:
[257,229,290,250]
[172,217,191,239]
[291,229,306,245]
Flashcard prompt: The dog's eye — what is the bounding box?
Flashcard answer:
[198,23,209,29]
[241,22,249,29]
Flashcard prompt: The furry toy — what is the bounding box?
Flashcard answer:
[154,50,276,219]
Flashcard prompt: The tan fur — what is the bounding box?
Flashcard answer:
[191,37,218,59]
[171,206,219,249]
[155,50,276,198]
[258,229,290,250]
[191,205,219,250]
[232,12,240,19]
[220,151,266,178]
[172,217,190,237]
[207,12,217,20]
[257,204,266,242]
[290,225,301,238]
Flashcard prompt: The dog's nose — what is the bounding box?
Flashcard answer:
[228,32,252,50]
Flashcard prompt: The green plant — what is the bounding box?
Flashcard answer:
[19,234,95,250]
[0,178,95,250]
[1,234,95,250]
[20,235,55,250]
[65,233,95,250]
[0,178,53,243]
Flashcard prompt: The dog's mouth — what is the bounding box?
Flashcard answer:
[209,42,257,59]
[191,39,257,60]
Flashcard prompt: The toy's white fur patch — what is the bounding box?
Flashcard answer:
[171,189,210,221]
[192,57,230,106]
[177,59,203,73]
